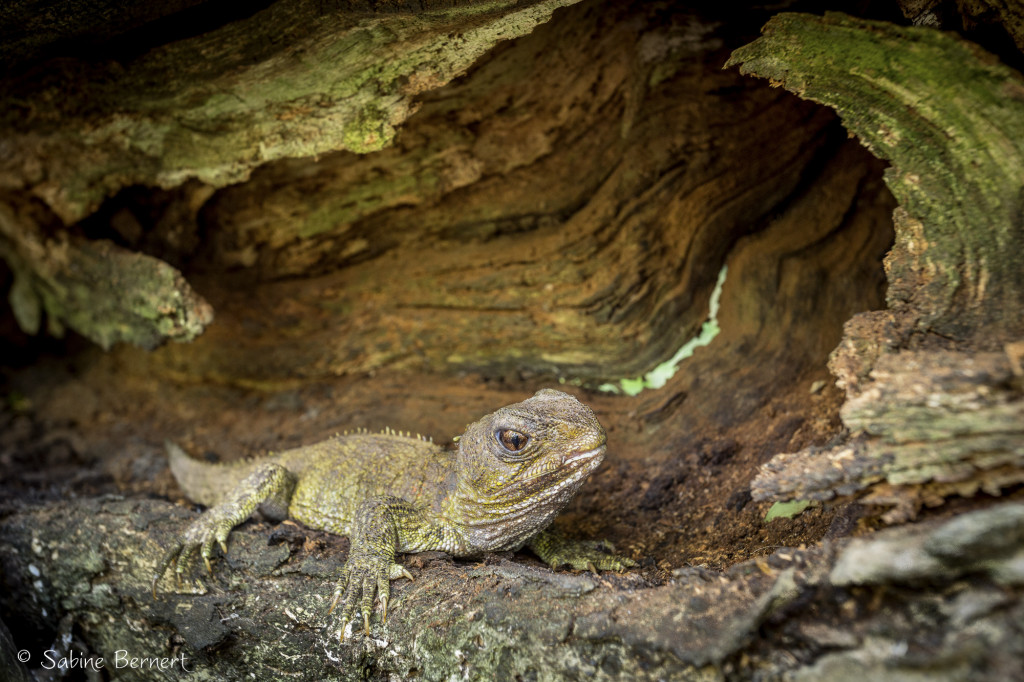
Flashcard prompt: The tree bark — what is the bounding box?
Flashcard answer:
[3,496,1023,680]
[1,2,1023,681]
[728,11,1024,522]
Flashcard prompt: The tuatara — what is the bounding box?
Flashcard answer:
[153,389,634,638]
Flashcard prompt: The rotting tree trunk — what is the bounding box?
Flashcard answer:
[728,12,1024,522]
[0,0,582,350]
[3,496,1024,680]
[1,2,1023,681]
[729,11,1024,344]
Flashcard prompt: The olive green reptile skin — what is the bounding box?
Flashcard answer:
[152,389,634,639]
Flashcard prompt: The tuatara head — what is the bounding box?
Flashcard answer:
[452,388,607,552]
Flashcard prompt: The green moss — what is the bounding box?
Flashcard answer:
[727,12,1024,339]
[599,265,727,395]
[765,500,813,522]
[16,236,211,349]
[340,105,391,155]
[10,1,586,221]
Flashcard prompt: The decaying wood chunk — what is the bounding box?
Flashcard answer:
[731,12,1024,519]
[753,350,1024,520]
[728,12,1024,343]
[0,198,213,349]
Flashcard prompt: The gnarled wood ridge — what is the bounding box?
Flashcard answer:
[0,3,1023,681]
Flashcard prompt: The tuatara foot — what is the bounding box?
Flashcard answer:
[152,506,237,597]
[328,553,414,639]
[528,530,638,573]
[153,459,295,598]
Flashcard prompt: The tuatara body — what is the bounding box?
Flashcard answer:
[153,389,633,638]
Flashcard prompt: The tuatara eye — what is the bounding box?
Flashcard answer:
[496,429,529,453]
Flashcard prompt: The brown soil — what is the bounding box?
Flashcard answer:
[0,337,844,583]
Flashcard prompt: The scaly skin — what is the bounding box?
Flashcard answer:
[153,389,635,639]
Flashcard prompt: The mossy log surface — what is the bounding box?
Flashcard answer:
[3,496,1023,681]
[728,11,1024,342]
[0,200,213,349]
[1,2,1024,681]
[730,12,1024,521]
[0,0,582,224]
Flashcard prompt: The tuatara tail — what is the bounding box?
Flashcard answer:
[165,441,261,507]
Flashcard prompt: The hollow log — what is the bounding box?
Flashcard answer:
[1,2,1023,681]
[728,12,1024,522]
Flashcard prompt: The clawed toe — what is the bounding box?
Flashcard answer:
[152,529,229,598]
[328,558,414,639]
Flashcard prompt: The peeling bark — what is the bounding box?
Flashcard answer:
[0,0,585,223]
[0,198,213,349]
[752,349,1024,520]
[728,11,1024,342]
[1,2,1023,681]
[2,497,1022,680]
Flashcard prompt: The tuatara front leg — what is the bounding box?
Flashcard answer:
[527,529,637,573]
[152,462,296,597]
[327,495,447,639]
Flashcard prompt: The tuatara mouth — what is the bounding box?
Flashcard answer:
[564,444,606,467]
